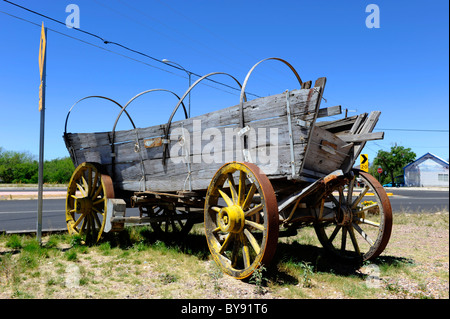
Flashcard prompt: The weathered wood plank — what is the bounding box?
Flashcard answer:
[339,131,384,143]
[303,125,352,175]
[352,111,381,160]
[317,105,342,118]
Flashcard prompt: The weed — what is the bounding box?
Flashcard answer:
[209,262,223,296]
[249,263,267,295]
[299,261,314,288]
[159,273,178,285]
[65,250,78,261]
[6,235,22,249]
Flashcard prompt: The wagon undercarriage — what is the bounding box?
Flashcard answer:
[63,58,392,279]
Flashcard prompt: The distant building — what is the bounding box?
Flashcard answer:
[404,153,449,187]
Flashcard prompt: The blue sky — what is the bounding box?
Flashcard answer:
[0,0,448,166]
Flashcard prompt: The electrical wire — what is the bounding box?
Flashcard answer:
[0,9,251,98]
[2,0,261,98]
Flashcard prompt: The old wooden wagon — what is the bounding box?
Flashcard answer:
[63,58,392,279]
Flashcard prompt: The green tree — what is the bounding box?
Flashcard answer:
[373,145,416,186]
[0,147,74,184]
[44,157,74,183]
[0,148,37,183]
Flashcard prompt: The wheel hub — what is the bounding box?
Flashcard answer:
[336,204,353,226]
[218,205,245,233]
[75,197,92,215]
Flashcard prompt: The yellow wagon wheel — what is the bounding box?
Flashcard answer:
[314,170,392,261]
[204,162,279,279]
[65,162,115,244]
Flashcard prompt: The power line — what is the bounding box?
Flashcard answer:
[2,0,261,98]
[0,9,246,98]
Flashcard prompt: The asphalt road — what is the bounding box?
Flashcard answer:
[0,188,448,233]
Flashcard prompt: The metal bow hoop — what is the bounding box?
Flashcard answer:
[64,95,136,135]
[239,57,303,128]
[111,88,188,146]
[166,71,247,131]
[162,72,248,163]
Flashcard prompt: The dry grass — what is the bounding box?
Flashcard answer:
[0,212,448,299]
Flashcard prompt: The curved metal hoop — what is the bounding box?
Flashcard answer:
[166,72,247,131]
[111,88,188,142]
[64,96,136,135]
[162,72,247,162]
[239,58,302,127]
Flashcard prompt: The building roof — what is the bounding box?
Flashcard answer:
[404,152,449,170]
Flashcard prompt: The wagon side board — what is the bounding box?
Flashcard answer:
[64,78,328,192]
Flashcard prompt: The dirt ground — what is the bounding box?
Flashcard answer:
[1,213,448,299]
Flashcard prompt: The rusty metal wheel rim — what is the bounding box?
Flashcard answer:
[314,170,392,261]
[65,162,114,244]
[204,162,278,279]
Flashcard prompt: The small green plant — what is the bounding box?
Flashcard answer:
[65,250,78,261]
[249,263,267,295]
[209,262,223,296]
[159,273,178,285]
[299,261,314,288]
[6,235,22,249]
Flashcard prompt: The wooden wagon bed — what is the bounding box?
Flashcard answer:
[63,77,382,194]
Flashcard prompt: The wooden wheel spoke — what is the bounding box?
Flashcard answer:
[244,229,261,255]
[241,232,251,269]
[348,225,361,255]
[87,167,92,194]
[90,170,99,197]
[81,177,89,194]
[227,173,238,204]
[92,206,104,216]
[357,217,380,227]
[359,203,380,213]
[330,194,340,207]
[238,171,246,205]
[242,183,257,210]
[347,175,356,204]
[352,186,370,209]
[341,227,347,252]
[93,198,105,206]
[328,224,341,244]
[73,214,85,228]
[231,237,240,267]
[210,206,222,213]
[352,222,375,246]
[218,189,234,207]
[244,203,263,218]
[80,216,87,233]
[219,233,234,254]
[244,219,265,231]
[92,184,103,200]
[76,183,87,197]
